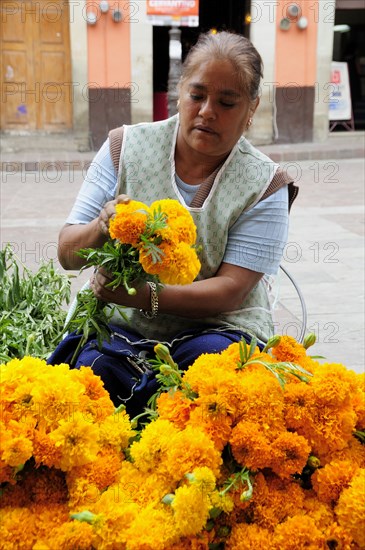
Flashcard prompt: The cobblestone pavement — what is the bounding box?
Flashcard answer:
[1,133,364,373]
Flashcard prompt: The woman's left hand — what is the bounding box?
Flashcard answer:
[90,267,149,309]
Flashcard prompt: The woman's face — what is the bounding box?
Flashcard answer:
[177,59,258,161]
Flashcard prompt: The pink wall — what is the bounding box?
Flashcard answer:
[275,1,318,87]
[86,0,131,89]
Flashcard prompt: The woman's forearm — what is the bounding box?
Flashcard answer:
[58,221,108,270]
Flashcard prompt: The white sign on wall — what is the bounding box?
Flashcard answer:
[328,62,353,121]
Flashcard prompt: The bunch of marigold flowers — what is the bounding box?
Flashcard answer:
[64,198,201,361]
[1,335,364,549]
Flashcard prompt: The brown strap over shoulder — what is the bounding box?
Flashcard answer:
[109,126,124,174]
[260,168,299,212]
[108,126,299,211]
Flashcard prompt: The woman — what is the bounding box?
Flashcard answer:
[57,32,293,412]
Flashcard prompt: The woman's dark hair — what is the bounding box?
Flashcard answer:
[179,31,263,102]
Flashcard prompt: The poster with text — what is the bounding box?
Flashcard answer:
[146,0,199,26]
[328,62,353,121]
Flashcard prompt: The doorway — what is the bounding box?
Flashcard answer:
[333,7,365,130]
[0,0,72,131]
[152,0,250,120]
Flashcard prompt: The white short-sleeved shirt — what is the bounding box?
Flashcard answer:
[66,139,289,275]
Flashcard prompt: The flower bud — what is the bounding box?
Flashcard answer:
[162,493,174,505]
[307,455,321,470]
[128,287,137,296]
[262,335,281,353]
[303,333,316,350]
[70,510,97,524]
[154,343,176,367]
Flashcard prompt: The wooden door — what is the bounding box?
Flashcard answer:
[0,0,72,131]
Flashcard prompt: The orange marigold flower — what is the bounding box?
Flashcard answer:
[321,437,365,468]
[271,514,326,550]
[164,426,222,482]
[324,522,353,550]
[270,431,311,479]
[109,200,149,245]
[156,390,196,429]
[335,468,365,547]
[243,473,305,531]
[301,496,334,530]
[187,399,233,451]
[229,421,272,471]
[312,459,360,504]
[149,198,197,245]
[69,366,110,402]
[140,241,200,285]
[226,523,273,550]
[271,335,307,363]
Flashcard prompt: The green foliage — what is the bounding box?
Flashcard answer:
[0,244,71,362]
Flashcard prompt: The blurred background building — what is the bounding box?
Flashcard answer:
[1,0,364,150]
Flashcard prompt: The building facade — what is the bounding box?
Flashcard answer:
[1,0,364,149]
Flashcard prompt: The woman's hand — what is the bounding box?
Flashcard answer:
[97,194,131,237]
[90,267,150,310]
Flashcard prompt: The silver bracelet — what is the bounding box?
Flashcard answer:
[140,282,158,319]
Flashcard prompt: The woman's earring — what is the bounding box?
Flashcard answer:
[177,99,180,109]
[246,117,253,130]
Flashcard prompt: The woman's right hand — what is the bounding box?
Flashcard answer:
[97,194,131,237]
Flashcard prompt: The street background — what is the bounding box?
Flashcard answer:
[1,132,364,373]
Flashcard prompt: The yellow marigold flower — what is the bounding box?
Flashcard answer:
[270,431,311,479]
[310,362,359,408]
[117,460,175,507]
[226,523,273,550]
[48,521,94,550]
[164,426,222,482]
[129,419,179,473]
[98,408,134,449]
[271,514,325,550]
[0,507,39,549]
[209,489,235,514]
[229,421,272,471]
[0,419,33,468]
[312,459,360,504]
[49,412,100,471]
[67,476,100,510]
[335,468,365,547]
[171,483,212,538]
[156,390,195,429]
[150,198,197,245]
[109,200,149,245]
[125,504,176,550]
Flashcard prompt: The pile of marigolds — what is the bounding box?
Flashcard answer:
[0,335,364,550]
